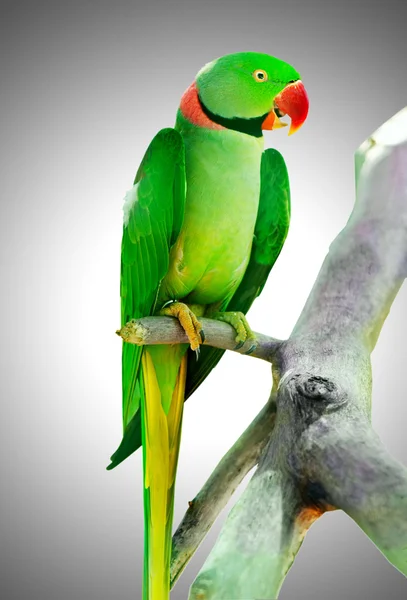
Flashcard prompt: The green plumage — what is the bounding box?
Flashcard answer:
[109,146,290,468]
[110,51,306,600]
[120,129,186,431]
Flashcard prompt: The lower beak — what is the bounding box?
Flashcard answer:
[262,80,309,135]
[262,110,287,131]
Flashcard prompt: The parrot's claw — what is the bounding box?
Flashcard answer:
[211,311,257,351]
[160,301,203,353]
[245,343,258,355]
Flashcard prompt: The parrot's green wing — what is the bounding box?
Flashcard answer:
[107,147,289,469]
[185,148,290,398]
[107,128,186,470]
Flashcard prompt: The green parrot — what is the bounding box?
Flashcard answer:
[109,52,309,599]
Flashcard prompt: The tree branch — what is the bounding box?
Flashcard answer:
[301,420,407,575]
[170,396,277,588]
[117,316,282,361]
[189,460,324,600]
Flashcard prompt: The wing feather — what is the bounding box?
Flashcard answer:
[107,129,186,469]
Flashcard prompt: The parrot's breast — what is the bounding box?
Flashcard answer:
[160,118,263,307]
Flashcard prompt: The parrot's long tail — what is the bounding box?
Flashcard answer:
[140,344,188,600]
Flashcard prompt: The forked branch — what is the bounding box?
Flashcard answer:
[119,108,407,598]
[187,108,407,598]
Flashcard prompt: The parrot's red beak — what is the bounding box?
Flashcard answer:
[262,80,309,135]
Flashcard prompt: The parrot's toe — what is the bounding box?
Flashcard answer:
[160,301,203,352]
[211,311,257,350]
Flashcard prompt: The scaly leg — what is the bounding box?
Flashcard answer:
[160,302,204,354]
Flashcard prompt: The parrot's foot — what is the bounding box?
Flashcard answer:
[211,311,257,353]
[160,302,204,354]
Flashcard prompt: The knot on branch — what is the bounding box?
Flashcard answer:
[298,375,337,400]
[279,371,347,427]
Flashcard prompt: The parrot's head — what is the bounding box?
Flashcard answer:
[190,52,309,136]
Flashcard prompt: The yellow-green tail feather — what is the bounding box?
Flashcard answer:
[141,345,188,600]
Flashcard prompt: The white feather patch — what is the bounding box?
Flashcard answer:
[122,182,140,226]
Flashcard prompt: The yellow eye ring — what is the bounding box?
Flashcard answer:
[253,69,268,82]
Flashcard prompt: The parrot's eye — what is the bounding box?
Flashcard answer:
[253,69,268,82]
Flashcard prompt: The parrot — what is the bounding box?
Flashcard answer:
[109,52,309,600]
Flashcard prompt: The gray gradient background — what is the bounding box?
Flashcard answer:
[1,0,407,598]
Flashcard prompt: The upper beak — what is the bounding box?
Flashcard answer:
[262,80,309,135]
